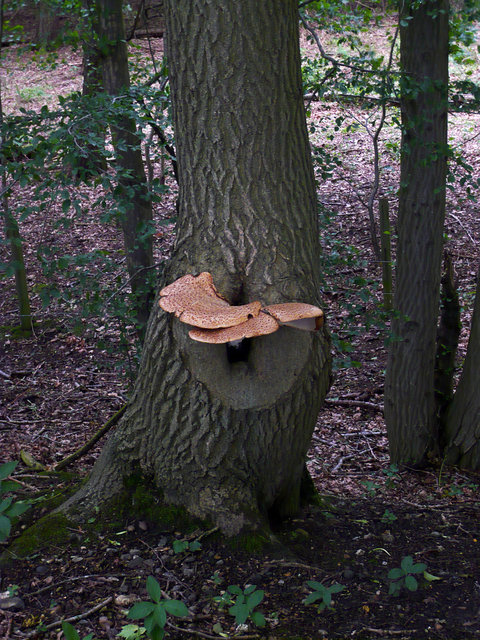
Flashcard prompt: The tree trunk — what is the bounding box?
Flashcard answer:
[100,0,154,336]
[0,1,33,333]
[384,0,449,464]
[62,0,331,535]
[444,265,480,468]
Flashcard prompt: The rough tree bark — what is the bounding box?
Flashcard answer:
[62,0,331,535]
[444,265,480,468]
[384,0,449,464]
[100,0,154,335]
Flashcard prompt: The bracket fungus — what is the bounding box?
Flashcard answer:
[159,272,262,329]
[159,272,324,344]
[262,302,324,331]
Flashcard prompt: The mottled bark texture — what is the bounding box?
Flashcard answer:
[100,0,154,335]
[62,0,331,535]
[444,266,480,468]
[384,0,449,464]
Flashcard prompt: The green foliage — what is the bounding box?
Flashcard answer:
[16,85,51,104]
[360,480,380,497]
[62,622,95,640]
[214,584,266,628]
[117,625,146,640]
[0,79,172,373]
[127,576,189,640]
[387,555,427,596]
[382,463,401,489]
[303,581,345,611]
[381,508,397,524]
[0,461,31,542]
[172,539,202,554]
[317,206,389,370]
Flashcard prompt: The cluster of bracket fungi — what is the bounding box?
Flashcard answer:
[159,272,324,344]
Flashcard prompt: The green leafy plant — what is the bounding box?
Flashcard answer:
[381,508,397,524]
[62,621,95,640]
[303,581,345,612]
[388,555,427,596]
[127,576,189,640]
[360,480,380,497]
[214,584,266,627]
[117,624,146,640]
[172,539,202,554]
[382,464,401,489]
[0,461,31,541]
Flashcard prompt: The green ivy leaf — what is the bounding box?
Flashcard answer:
[0,461,17,481]
[146,576,162,603]
[0,514,11,541]
[61,622,81,640]
[163,599,189,618]
[303,591,322,605]
[330,584,345,595]
[229,602,249,625]
[152,604,167,629]
[128,602,156,619]
[404,575,418,592]
[5,501,31,518]
[250,610,266,627]
[246,589,264,610]
[388,568,404,580]
[0,497,13,513]
[400,556,414,572]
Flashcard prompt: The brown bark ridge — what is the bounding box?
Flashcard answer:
[444,265,480,469]
[100,0,154,336]
[61,0,331,535]
[384,0,449,464]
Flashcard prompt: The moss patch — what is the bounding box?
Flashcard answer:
[1,512,74,565]
[97,473,208,534]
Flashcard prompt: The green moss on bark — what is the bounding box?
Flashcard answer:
[97,473,207,533]
[1,513,74,565]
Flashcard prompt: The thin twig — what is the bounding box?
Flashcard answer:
[324,398,384,412]
[53,404,126,471]
[449,212,477,245]
[264,559,322,572]
[362,627,418,636]
[25,597,113,638]
[26,574,126,598]
[167,622,259,640]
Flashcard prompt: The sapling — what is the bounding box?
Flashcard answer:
[388,555,427,596]
[214,584,266,627]
[0,461,31,541]
[127,576,189,640]
[303,581,345,612]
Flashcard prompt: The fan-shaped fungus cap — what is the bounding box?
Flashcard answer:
[189,312,279,344]
[262,302,324,331]
[159,272,262,329]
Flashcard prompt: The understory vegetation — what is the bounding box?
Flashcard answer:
[1,0,480,638]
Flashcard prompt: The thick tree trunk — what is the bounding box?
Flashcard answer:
[444,266,480,469]
[100,0,154,335]
[384,0,449,464]
[62,0,331,535]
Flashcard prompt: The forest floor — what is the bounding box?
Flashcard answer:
[1,14,480,640]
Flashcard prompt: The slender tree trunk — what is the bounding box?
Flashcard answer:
[100,0,154,336]
[384,0,449,464]
[62,0,331,535]
[444,265,480,468]
[82,0,103,96]
[0,0,33,333]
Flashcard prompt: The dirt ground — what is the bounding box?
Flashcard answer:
[1,14,480,640]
